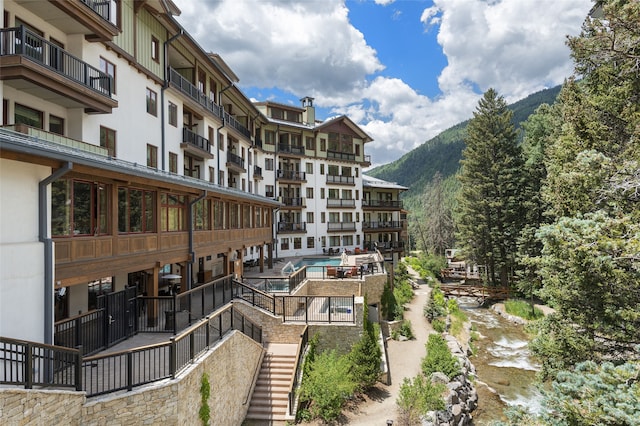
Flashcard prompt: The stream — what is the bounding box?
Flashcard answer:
[458,299,542,425]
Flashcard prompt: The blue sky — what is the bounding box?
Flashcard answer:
[173,0,593,168]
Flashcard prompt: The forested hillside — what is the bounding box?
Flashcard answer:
[367,85,561,209]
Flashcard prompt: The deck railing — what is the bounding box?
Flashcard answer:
[1,26,113,97]
[288,325,309,416]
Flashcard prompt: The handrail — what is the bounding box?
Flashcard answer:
[288,325,309,416]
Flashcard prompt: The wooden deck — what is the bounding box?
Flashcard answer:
[440,284,510,304]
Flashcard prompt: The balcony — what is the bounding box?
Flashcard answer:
[278,143,305,156]
[226,151,246,172]
[4,124,109,156]
[362,199,404,209]
[0,27,117,113]
[364,241,405,252]
[326,175,355,185]
[277,222,307,233]
[181,127,213,159]
[326,199,356,208]
[280,197,305,208]
[253,165,263,180]
[15,0,118,42]
[223,110,250,139]
[362,221,403,231]
[327,150,356,162]
[363,155,371,166]
[327,222,356,232]
[168,68,223,120]
[277,169,306,182]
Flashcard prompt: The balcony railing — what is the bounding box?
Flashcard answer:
[364,241,405,251]
[226,152,245,169]
[327,150,356,161]
[80,0,112,22]
[278,143,305,155]
[326,175,355,185]
[362,199,404,209]
[253,165,263,178]
[277,222,307,232]
[3,124,109,156]
[277,169,306,181]
[280,197,304,207]
[168,68,223,120]
[362,221,403,229]
[327,198,356,208]
[327,222,356,231]
[1,26,113,97]
[182,127,211,152]
[223,110,250,138]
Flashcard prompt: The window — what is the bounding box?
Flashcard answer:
[184,154,200,178]
[294,237,302,250]
[209,78,217,103]
[305,162,313,174]
[307,212,314,223]
[99,57,116,94]
[151,36,159,62]
[118,188,156,233]
[266,185,274,198]
[255,207,262,227]
[329,236,340,247]
[49,115,64,135]
[146,144,157,169]
[243,205,251,228]
[306,187,314,199]
[265,130,276,145]
[193,198,210,230]
[343,235,353,246]
[169,152,178,173]
[219,133,225,151]
[329,212,340,222]
[329,189,339,199]
[320,138,326,151]
[321,212,325,223]
[209,167,215,183]
[51,180,110,236]
[320,188,325,199]
[229,203,240,228]
[307,237,315,249]
[168,102,177,127]
[321,236,326,248]
[320,164,325,175]
[146,88,157,116]
[218,170,225,186]
[265,158,274,171]
[214,200,225,229]
[305,136,315,150]
[280,238,289,251]
[15,103,43,129]
[160,193,186,231]
[100,126,116,157]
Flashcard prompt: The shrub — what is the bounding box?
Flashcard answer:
[381,282,398,321]
[424,285,447,320]
[422,334,460,379]
[298,350,356,422]
[396,374,446,425]
[400,320,415,340]
[504,299,544,320]
[432,318,446,333]
[394,277,414,308]
[350,320,382,391]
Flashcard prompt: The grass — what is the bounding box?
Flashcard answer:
[504,299,544,320]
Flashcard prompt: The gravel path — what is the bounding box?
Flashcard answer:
[302,265,434,425]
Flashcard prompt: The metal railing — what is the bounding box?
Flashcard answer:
[54,309,106,356]
[278,144,305,155]
[168,68,223,119]
[280,197,304,207]
[278,221,306,232]
[227,151,245,169]
[326,198,356,208]
[80,0,112,22]
[327,150,356,161]
[362,221,403,229]
[223,110,250,138]
[1,26,113,97]
[288,326,309,416]
[362,199,404,208]
[253,165,263,178]
[326,175,355,184]
[277,169,306,181]
[327,221,356,231]
[182,127,211,152]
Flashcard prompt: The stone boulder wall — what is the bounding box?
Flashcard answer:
[425,333,478,426]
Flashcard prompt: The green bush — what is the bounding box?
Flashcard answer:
[424,285,447,320]
[504,299,544,320]
[400,320,415,340]
[381,282,398,321]
[298,350,356,422]
[432,318,446,333]
[396,375,446,425]
[349,320,382,391]
[394,276,415,308]
[422,334,461,379]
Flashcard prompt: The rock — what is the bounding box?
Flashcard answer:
[447,381,463,391]
[431,372,450,384]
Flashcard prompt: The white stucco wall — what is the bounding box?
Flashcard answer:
[0,159,50,342]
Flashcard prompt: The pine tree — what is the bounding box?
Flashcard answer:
[422,172,455,256]
[455,88,524,286]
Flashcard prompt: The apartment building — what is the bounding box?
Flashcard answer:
[0,0,279,344]
[253,98,376,258]
[362,174,408,254]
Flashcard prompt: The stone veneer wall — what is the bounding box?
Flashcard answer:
[308,297,365,354]
[299,274,386,306]
[0,331,263,426]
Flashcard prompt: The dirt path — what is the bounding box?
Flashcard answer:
[302,265,434,425]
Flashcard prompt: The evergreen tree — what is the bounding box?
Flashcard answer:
[422,172,455,256]
[455,88,524,286]
[532,0,640,376]
[349,318,382,391]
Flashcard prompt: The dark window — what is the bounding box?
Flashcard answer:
[118,187,156,233]
[169,152,178,173]
[161,193,186,231]
[51,180,110,237]
[151,36,159,62]
[100,126,116,157]
[99,57,116,94]
[49,115,64,135]
[193,198,211,230]
[15,103,43,129]
[146,88,157,116]
[168,102,177,127]
[147,144,157,169]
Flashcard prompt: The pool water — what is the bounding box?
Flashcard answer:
[294,257,341,269]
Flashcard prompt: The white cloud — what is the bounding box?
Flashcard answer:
[173,0,592,167]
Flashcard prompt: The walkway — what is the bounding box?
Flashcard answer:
[302,264,435,425]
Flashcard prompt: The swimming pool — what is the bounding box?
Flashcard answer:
[294,257,341,270]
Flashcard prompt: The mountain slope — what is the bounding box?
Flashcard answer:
[367,85,562,205]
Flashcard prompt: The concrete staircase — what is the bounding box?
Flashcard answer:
[245,343,298,423]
